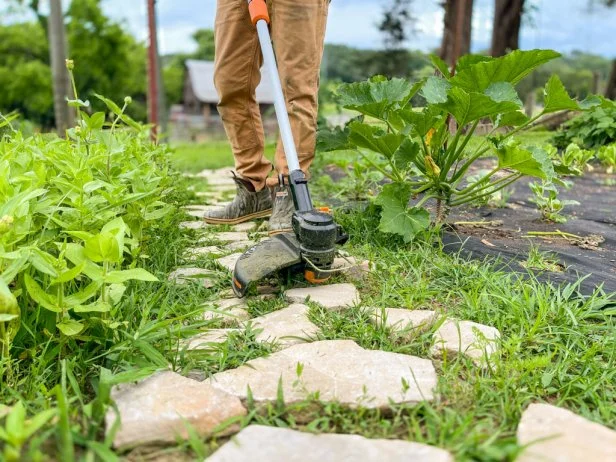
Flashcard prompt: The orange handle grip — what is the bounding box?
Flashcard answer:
[248,0,270,25]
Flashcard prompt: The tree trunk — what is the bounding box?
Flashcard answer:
[48,0,73,135]
[440,0,474,67]
[606,59,616,100]
[491,0,525,57]
[147,0,162,140]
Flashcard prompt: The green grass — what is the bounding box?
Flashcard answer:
[5,129,614,460]
[171,140,277,173]
[201,210,615,460]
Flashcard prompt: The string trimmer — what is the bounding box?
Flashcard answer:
[232,0,347,297]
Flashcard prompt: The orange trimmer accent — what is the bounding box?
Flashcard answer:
[304,270,330,284]
[248,0,270,25]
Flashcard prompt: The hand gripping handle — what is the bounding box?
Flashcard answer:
[248,0,270,25]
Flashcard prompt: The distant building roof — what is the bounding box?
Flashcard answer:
[185,59,275,104]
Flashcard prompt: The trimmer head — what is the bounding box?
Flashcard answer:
[232,209,347,298]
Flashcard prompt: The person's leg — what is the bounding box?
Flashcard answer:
[214,0,272,191]
[266,0,329,234]
[269,0,329,179]
[204,0,273,224]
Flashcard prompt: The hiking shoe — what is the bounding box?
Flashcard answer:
[268,183,295,235]
[203,173,272,225]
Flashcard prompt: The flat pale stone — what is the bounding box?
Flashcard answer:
[186,246,223,258]
[168,267,215,288]
[517,403,616,462]
[233,222,257,232]
[107,371,246,448]
[206,425,453,462]
[182,329,238,350]
[185,208,216,218]
[203,298,250,326]
[226,240,256,252]
[200,175,235,186]
[371,308,437,338]
[184,204,211,211]
[180,221,209,230]
[285,283,360,310]
[251,304,320,348]
[213,232,250,243]
[216,253,243,272]
[195,191,223,199]
[206,340,437,410]
[431,320,500,365]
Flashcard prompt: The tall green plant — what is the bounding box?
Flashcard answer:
[0,63,174,363]
[319,49,613,241]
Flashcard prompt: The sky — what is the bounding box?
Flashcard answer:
[4,0,616,57]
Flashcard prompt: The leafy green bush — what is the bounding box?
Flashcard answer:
[552,105,616,149]
[0,96,174,365]
[597,143,616,173]
[319,50,613,242]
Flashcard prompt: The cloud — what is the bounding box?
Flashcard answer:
[4,0,615,57]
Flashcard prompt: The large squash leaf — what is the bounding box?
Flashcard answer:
[337,77,421,120]
[348,122,405,159]
[449,49,561,92]
[393,138,421,171]
[421,76,451,104]
[436,88,520,126]
[316,125,351,152]
[394,106,444,136]
[484,82,522,106]
[542,75,580,114]
[496,141,555,180]
[374,183,430,242]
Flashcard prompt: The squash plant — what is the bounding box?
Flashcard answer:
[319,49,614,242]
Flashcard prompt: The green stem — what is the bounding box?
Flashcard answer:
[110,102,128,134]
[455,166,502,196]
[68,68,81,124]
[442,121,480,181]
[453,172,519,201]
[450,174,521,206]
[358,150,397,181]
[410,182,433,195]
[451,146,492,183]
[415,194,438,208]
[500,113,543,142]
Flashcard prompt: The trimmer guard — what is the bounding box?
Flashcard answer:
[232,233,302,297]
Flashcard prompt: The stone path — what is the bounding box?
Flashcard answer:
[516,403,616,461]
[108,169,616,460]
[206,425,454,462]
[206,340,437,411]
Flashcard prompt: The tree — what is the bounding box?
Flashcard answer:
[491,0,525,57]
[590,0,616,98]
[1,0,148,126]
[0,23,53,125]
[192,29,216,61]
[48,0,73,134]
[66,0,147,120]
[375,0,416,77]
[440,0,474,66]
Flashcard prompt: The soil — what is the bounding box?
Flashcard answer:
[322,160,616,296]
[441,163,616,295]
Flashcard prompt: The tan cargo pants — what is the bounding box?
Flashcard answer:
[214,0,329,191]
